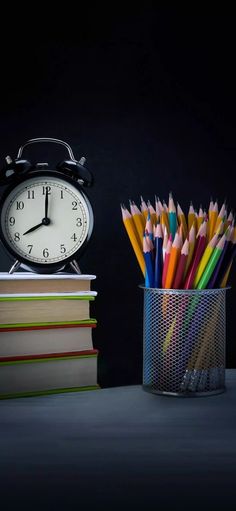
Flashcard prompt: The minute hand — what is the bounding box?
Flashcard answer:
[23,222,44,235]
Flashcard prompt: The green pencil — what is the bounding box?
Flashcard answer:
[197,234,226,289]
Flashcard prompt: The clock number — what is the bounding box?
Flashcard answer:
[60,190,64,199]
[27,244,33,254]
[72,201,78,210]
[60,244,66,253]
[71,233,77,242]
[76,217,82,227]
[14,232,20,242]
[9,217,15,226]
[16,201,24,210]
[42,186,51,195]
[43,248,49,258]
[27,190,35,199]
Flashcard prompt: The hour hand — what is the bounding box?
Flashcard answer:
[23,222,43,235]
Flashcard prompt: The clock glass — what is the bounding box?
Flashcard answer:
[0,175,93,266]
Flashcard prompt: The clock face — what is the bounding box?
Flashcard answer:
[0,175,93,266]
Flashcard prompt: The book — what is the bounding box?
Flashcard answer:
[0,321,97,358]
[0,350,99,399]
[0,292,97,324]
[0,272,96,294]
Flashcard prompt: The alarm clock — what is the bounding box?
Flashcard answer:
[0,138,94,274]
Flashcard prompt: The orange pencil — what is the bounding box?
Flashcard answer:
[164,233,182,289]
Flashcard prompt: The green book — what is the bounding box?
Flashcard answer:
[0,351,99,399]
[0,292,97,325]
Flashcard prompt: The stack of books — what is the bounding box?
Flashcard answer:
[0,272,99,399]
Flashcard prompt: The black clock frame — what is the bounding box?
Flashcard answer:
[0,170,94,273]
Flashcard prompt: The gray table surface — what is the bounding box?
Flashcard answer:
[1,370,236,510]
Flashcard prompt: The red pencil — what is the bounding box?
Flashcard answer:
[183,221,207,289]
[172,238,189,289]
[161,235,172,288]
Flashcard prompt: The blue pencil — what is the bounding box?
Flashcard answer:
[154,223,163,288]
[143,234,155,288]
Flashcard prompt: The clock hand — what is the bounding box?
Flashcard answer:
[45,188,49,219]
[23,222,44,235]
[23,216,51,235]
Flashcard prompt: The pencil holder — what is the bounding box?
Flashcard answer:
[141,286,229,397]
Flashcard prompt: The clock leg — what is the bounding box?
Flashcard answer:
[9,260,21,274]
[70,260,82,274]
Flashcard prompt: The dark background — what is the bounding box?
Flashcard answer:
[0,7,236,388]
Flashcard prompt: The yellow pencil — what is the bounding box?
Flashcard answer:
[197,206,204,230]
[213,202,226,235]
[208,201,218,240]
[148,200,157,225]
[140,196,149,222]
[177,203,188,240]
[121,205,145,276]
[130,201,145,247]
[188,202,196,231]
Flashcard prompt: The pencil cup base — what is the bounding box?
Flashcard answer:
[142,384,226,398]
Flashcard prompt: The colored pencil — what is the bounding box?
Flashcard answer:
[172,238,189,289]
[193,232,219,288]
[168,192,178,240]
[184,222,207,289]
[197,233,227,289]
[121,205,145,276]
[162,236,172,288]
[164,232,182,289]
[154,223,163,288]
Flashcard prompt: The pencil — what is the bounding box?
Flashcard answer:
[184,222,207,289]
[197,205,204,230]
[172,238,189,289]
[188,202,196,231]
[148,200,157,225]
[208,201,218,241]
[154,223,163,288]
[184,224,196,278]
[213,202,226,235]
[162,236,172,288]
[207,227,232,288]
[193,232,219,288]
[168,192,178,240]
[140,196,149,221]
[130,201,145,247]
[162,226,169,261]
[121,205,145,276]
[197,233,227,289]
[177,202,188,240]
[164,232,182,289]
[143,234,155,287]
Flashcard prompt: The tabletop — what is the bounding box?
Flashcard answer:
[1,370,236,510]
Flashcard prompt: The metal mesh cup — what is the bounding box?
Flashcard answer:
[141,286,229,397]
